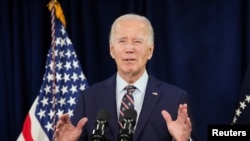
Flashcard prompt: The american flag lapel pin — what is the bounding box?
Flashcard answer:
[152,92,158,96]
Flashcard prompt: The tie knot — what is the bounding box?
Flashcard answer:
[125,85,136,94]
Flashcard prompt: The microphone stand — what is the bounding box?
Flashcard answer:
[118,118,134,141]
[91,120,107,141]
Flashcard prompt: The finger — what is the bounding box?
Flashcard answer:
[161,110,172,123]
[76,117,88,130]
[178,104,188,119]
[182,103,188,114]
[177,104,184,119]
[187,117,192,131]
[53,128,60,141]
[59,114,70,123]
[56,118,65,129]
[64,115,71,124]
[56,114,70,130]
[56,120,63,129]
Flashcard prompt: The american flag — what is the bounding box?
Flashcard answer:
[232,65,250,125]
[17,19,88,140]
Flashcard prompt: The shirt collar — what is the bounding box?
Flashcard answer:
[116,71,149,93]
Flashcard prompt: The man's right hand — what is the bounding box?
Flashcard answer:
[53,114,88,141]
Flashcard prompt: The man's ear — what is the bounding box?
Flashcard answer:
[110,45,115,59]
[147,44,154,60]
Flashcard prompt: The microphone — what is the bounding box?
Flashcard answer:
[91,109,111,141]
[118,109,137,141]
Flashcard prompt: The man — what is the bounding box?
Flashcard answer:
[54,13,197,141]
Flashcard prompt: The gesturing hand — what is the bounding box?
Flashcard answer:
[161,104,192,141]
[53,114,88,141]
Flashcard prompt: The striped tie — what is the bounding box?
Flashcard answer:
[119,85,136,128]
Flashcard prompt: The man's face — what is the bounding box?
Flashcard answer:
[110,19,154,78]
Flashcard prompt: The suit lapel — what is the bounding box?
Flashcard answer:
[102,74,162,140]
[101,74,120,140]
[133,76,162,141]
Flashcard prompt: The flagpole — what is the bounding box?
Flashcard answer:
[49,0,57,134]
[47,0,59,136]
[47,1,69,140]
[47,1,67,138]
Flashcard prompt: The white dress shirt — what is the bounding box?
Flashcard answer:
[116,71,192,140]
[116,70,148,127]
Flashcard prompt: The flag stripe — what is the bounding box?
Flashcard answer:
[22,115,32,141]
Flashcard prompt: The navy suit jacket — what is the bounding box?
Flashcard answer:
[72,74,198,141]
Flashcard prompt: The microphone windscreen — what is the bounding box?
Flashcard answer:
[96,109,111,121]
[123,109,137,125]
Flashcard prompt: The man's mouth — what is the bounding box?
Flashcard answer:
[124,59,135,61]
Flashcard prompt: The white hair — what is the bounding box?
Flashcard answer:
[109,13,154,45]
